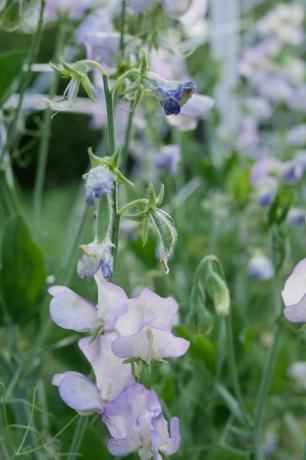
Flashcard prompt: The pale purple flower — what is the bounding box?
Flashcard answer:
[282,259,306,323]
[84,32,121,74]
[247,254,274,281]
[166,94,214,131]
[179,0,208,28]
[52,334,134,412]
[244,97,272,121]
[76,8,113,44]
[288,361,306,387]
[44,0,96,21]
[155,145,181,176]
[281,160,304,183]
[287,124,306,147]
[112,288,189,364]
[49,273,128,333]
[287,85,306,111]
[287,208,306,226]
[238,117,260,153]
[251,157,281,188]
[126,0,154,14]
[103,383,180,459]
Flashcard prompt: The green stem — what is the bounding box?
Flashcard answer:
[225,313,249,426]
[102,74,121,277]
[119,0,126,60]
[121,101,135,174]
[66,416,88,460]
[0,0,45,163]
[253,318,283,460]
[33,20,67,228]
[102,75,116,156]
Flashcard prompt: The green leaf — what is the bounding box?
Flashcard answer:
[0,215,46,324]
[149,208,177,273]
[0,50,26,105]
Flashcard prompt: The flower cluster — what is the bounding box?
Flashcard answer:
[237,3,306,158]
[49,274,189,459]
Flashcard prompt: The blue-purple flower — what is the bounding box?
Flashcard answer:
[155,145,181,176]
[103,383,180,459]
[155,81,196,116]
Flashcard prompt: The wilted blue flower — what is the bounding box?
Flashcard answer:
[77,239,114,280]
[247,254,274,281]
[85,166,115,205]
[155,81,196,116]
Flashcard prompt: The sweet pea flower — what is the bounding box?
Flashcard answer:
[287,124,306,147]
[154,80,196,116]
[126,0,154,14]
[282,259,306,323]
[44,0,96,21]
[76,8,113,44]
[49,273,128,333]
[112,288,190,364]
[247,254,274,281]
[52,334,134,413]
[103,383,180,459]
[84,32,138,74]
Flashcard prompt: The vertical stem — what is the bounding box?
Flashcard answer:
[225,313,249,425]
[0,0,46,163]
[102,75,116,155]
[33,20,67,228]
[253,318,283,460]
[102,75,120,275]
[119,0,126,60]
[66,417,88,460]
[121,101,135,174]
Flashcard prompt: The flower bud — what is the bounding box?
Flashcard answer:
[85,166,115,205]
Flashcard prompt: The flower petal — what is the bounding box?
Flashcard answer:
[95,272,129,331]
[49,286,98,332]
[282,259,306,308]
[78,334,135,402]
[152,414,181,456]
[112,325,190,363]
[54,372,103,415]
[115,288,179,336]
[103,383,161,439]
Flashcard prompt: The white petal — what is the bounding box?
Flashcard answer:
[78,334,134,402]
[282,259,306,307]
[95,273,129,331]
[49,286,98,332]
